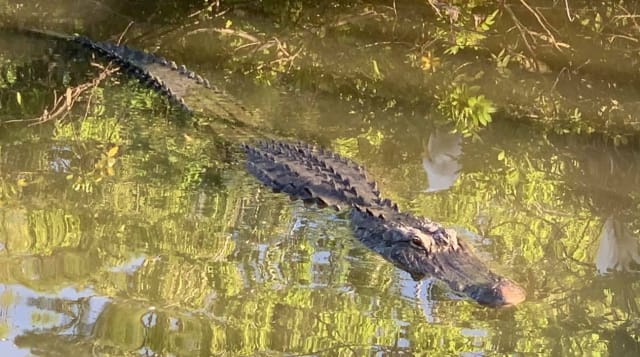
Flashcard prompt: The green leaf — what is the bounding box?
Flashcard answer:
[372,60,382,80]
[107,146,119,158]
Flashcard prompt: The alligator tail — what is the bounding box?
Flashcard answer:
[8,27,250,119]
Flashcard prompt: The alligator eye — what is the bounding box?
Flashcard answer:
[410,236,423,248]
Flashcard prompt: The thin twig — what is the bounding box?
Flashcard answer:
[361,40,412,49]
[608,34,639,43]
[616,4,640,32]
[518,0,563,51]
[328,10,377,28]
[504,5,537,61]
[2,63,119,126]
[187,27,260,43]
[188,0,219,18]
[116,21,134,45]
[233,41,262,52]
[550,67,568,92]
[564,0,574,22]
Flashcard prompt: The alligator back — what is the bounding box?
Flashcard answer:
[243,141,382,210]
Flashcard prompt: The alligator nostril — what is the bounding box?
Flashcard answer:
[494,280,526,306]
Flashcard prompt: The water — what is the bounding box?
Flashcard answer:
[0,1,639,355]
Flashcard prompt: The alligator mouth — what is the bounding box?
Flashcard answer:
[463,279,526,307]
[434,240,526,307]
[395,240,526,307]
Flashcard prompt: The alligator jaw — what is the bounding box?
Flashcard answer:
[410,240,525,307]
[389,237,525,307]
[351,209,526,307]
[463,278,526,307]
[426,239,525,307]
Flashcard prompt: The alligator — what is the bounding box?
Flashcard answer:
[5,28,526,307]
[244,141,525,307]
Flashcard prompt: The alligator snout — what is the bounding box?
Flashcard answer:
[465,279,526,307]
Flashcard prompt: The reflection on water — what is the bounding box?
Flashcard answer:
[596,216,640,274]
[3,104,638,355]
[1,4,640,355]
[422,129,462,193]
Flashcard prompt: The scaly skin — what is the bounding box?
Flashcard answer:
[244,140,525,307]
[13,28,251,122]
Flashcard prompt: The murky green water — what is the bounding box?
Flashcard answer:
[1,1,639,356]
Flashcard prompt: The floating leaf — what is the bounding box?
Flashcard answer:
[107,146,119,158]
[372,60,382,80]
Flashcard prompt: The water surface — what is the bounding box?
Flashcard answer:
[1,1,639,355]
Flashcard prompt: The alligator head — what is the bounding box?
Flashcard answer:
[350,207,526,307]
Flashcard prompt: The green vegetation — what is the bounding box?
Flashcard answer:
[0,0,639,356]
